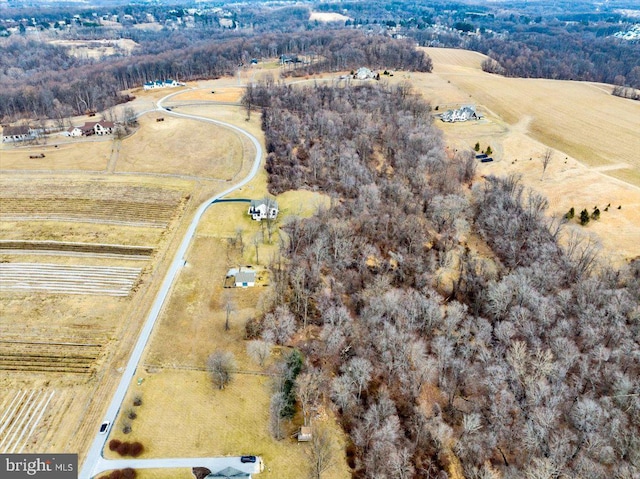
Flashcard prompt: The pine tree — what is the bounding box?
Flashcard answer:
[580,209,590,225]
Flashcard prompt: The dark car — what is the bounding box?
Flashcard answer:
[99,421,110,434]
[240,456,256,463]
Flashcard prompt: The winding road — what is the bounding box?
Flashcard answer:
[79,90,264,479]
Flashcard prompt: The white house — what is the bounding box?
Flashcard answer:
[93,121,114,135]
[143,79,185,90]
[2,125,35,143]
[77,121,114,136]
[248,199,278,221]
[226,267,256,288]
[441,105,481,123]
[67,126,83,137]
[355,67,376,80]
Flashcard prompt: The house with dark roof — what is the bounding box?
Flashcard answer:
[248,199,278,221]
[79,121,115,136]
[2,125,35,143]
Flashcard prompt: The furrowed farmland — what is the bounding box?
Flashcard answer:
[0,95,251,457]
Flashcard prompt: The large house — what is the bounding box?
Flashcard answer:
[143,79,184,90]
[247,199,278,221]
[2,125,35,143]
[440,105,481,123]
[67,121,115,137]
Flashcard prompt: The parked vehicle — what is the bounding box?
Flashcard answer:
[99,421,110,434]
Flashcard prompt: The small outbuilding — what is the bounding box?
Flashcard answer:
[297,426,313,442]
[225,267,257,288]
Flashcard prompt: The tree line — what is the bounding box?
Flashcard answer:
[0,30,429,122]
[245,81,640,478]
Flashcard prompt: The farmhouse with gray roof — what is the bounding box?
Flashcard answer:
[440,105,481,122]
[248,199,278,221]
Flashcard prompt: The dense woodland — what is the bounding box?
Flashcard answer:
[245,82,640,478]
[0,30,427,121]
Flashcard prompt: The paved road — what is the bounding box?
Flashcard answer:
[79,90,263,479]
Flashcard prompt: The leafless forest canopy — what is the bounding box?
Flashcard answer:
[0,31,429,121]
[246,82,640,478]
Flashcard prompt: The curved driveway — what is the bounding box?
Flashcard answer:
[79,90,263,479]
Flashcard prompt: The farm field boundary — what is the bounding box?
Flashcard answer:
[0,263,141,296]
[0,241,154,259]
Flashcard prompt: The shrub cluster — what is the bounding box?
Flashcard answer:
[108,440,144,457]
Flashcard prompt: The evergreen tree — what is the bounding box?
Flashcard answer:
[580,209,590,225]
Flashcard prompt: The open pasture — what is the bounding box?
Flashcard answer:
[422,47,640,174]
[411,47,640,262]
[170,86,244,103]
[0,141,112,172]
[117,114,245,179]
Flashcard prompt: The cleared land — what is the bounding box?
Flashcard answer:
[49,39,138,58]
[117,113,245,179]
[309,12,351,22]
[106,200,349,479]
[422,47,640,174]
[408,47,640,263]
[1,141,112,171]
[0,105,220,459]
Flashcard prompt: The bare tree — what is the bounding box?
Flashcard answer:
[307,424,337,479]
[207,351,236,390]
[262,306,296,345]
[247,340,272,367]
[341,356,373,400]
[224,295,235,332]
[296,368,323,426]
[269,392,286,440]
[541,148,553,181]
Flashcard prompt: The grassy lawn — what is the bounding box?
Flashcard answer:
[105,194,349,478]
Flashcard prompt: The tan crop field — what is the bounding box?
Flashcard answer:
[1,141,112,171]
[422,47,640,173]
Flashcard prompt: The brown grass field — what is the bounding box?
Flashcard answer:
[105,199,349,479]
[406,47,640,263]
[1,140,112,171]
[117,113,245,179]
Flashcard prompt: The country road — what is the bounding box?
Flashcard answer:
[79,90,264,479]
